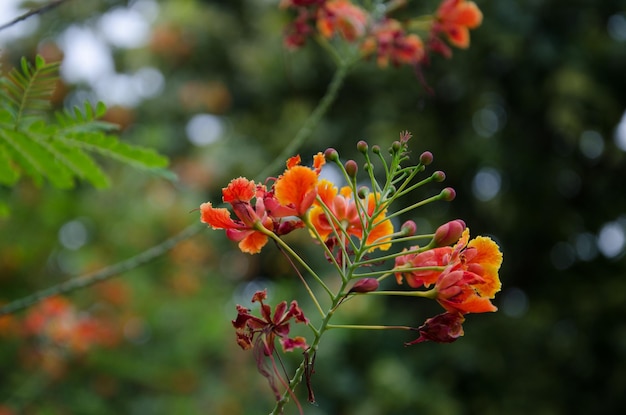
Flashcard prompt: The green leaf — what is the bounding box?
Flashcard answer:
[0,55,171,194]
[0,141,19,185]
[0,128,74,188]
[62,131,169,170]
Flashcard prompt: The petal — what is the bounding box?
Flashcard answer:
[200,203,239,229]
[313,152,326,172]
[454,2,483,28]
[280,335,308,352]
[223,177,256,203]
[274,165,319,215]
[238,231,269,254]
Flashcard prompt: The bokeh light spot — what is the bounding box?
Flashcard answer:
[614,110,626,151]
[608,14,626,41]
[579,130,604,160]
[472,167,501,201]
[597,222,625,258]
[58,219,89,251]
[501,287,529,318]
[186,114,224,146]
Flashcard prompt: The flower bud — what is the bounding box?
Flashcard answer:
[440,187,456,201]
[419,151,433,166]
[390,140,401,154]
[349,278,379,293]
[344,160,358,178]
[432,171,446,182]
[356,140,368,153]
[401,220,417,236]
[324,148,339,162]
[357,186,370,199]
[433,219,466,246]
[372,145,381,154]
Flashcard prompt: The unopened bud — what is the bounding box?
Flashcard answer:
[419,151,433,166]
[357,186,370,199]
[390,141,401,154]
[433,219,466,246]
[432,171,446,182]
[356,140,368,153]
[372,145,381,154]
[349,278,379,293]
[401,220,417,236]
[324,148,339,162]
[345,160,358,177]
[440,187,456,201]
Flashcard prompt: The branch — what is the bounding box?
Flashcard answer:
[0,0,70,32]
[0,222,203,316]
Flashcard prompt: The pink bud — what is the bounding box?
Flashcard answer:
[344,160,358,177]
[440,187,456,201]
[419,151,433,166]
[324,148,339,162]
[433,219,466,246]
[401,220,417,236]
[349,278,379,293]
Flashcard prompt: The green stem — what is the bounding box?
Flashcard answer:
[327,324,413,330]
[364,289,437,299]
[257,58,355,180]
[270,281,350,415]
[0,222,204,317]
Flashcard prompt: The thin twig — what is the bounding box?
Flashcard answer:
[0,0,70,32]
[0,222,203,316]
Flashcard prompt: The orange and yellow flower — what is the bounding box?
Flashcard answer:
[434,0,483,49]
[272,153,325,217]
[395,228,502,314]
[362,18,425,67]
[201,177,275,254]
[317,0,369,42]
[308,180,394,251]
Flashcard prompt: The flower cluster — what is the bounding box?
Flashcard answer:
[22,296,118,354]
[282,0,483,66]
[200,153,325,254]
[394,225,502,344]
[200,132,502,411]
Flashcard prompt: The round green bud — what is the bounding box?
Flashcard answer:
[356,140,368,153]
[419,151,433,166]
[440,187,456,201]
[432,171,446,182]
[345,160,358,177]
[324,148,339,162]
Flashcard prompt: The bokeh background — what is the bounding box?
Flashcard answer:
[1,0,626,414]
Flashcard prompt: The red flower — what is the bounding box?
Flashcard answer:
[232,289,309,355]
[405,311,465,345]
[317,0,368,42]
[395,228,502,314]
[201,177,275,254]
[362,19,425,67]
[271,153,325,217]
[434,0,482,49]
[308,179,394,251]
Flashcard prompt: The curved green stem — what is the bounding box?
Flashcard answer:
[0,222,204,317]
[257,58,355,180]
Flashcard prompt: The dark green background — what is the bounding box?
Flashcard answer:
[1,0,625,413]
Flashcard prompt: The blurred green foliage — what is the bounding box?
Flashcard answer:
[1,0,626,414]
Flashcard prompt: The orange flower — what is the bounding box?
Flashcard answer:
[201,177,274,254]
[22,297,118,353]
[308,180,394,251]
[362,19,425,67]
[317,0,368,41]
[395,228,502,314]
[273,153,325,217]
[435,0,482,48]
